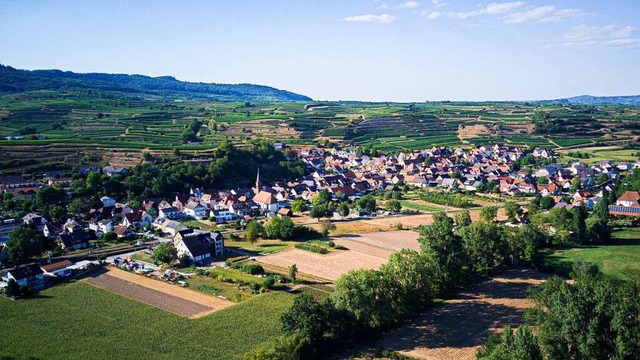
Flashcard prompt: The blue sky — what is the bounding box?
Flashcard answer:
[1,0,639,101]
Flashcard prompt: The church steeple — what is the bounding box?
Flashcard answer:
[255,167,261,192]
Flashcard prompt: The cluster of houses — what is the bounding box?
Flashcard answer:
[2,142,640,260]
[0,259,98,291]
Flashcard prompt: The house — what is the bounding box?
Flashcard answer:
[616,191,640,207]
[102,166,128,178]
[58,231,89,251]
[2,264,46,290]
[253,191,279,213]
[113,225,133,239]
[209,209,236,223]
[175,236,212,263]
[22,213,48,232]
[41,259,73,277]
[122,212,146,228]
[277,208,293,218]
[42,222,63,239]
[183,201,207,219]
[154,219,187,236]
[159,206,185,220]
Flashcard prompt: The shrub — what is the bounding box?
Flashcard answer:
[295,243,328,254]
[225,255,249,266]
[327,240,335,248]
[241,264,265,275]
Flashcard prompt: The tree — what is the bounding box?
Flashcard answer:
[504,203,519,224]
[570,176,581,193]
[528,263,640,360]
[309,204,333,219]
[4,278,21,298]
[337,203,350,218]
[245,220,262,244]
[49,204,67,222]
[417,213,467,295]
[539,196,555,210]
[380,249,432,317]
[150,243,177,265]
[291,199,307,214]
[264,217,295,240]
[459,221,507,272]
[6,227,43,264]
[477,326,543,360]
[280,294,354,354]
[356,195,376,213]
[319,220,336,237]
[385,199,402,213]
[289,264,298,282]
[479,206,498,223]
[455,209,472,228]
[312,190,332,207]
[333,268,394,328]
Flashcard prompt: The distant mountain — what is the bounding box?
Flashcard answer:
[541,95,640,106]
[0,65,312,102]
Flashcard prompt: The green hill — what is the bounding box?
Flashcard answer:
[0,64,312,102]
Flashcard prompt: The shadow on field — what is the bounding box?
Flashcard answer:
[382,300,527,351]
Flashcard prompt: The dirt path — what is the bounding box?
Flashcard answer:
[377,268,549,360]
[82,268,233,318]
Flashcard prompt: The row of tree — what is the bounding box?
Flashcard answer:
[245,212,548,359]
[478,263,640,360]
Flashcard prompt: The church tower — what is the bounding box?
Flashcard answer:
[255,167,261,193]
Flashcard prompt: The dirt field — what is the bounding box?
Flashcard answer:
[377,268,549,360]
[299,209,507,235]
[258,231,420,281]
[82,268,233,318]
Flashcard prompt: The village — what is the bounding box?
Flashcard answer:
[1,143,640,296]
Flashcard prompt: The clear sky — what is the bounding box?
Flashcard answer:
[1,0,639,102]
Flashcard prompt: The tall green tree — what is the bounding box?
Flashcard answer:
[479,206,498,223]
[333,269,394,328]
[6,227,43,264]
[245,220,262,244]
[418,212,467,294]
[150,243,178,265]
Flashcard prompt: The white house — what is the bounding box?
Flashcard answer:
[209,209,236,223]
[159,206,185,220]
[175,236,212,263]
[253,191,279,213]
[183,201,207,219]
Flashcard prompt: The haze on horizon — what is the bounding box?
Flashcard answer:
[1,0,639,102]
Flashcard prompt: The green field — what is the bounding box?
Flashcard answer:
[542,227,640,279]
[0,281,294,360]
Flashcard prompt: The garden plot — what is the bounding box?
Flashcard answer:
[82,268,233,318]
[258,231,421,281]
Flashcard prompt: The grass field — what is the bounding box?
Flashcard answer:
[542,227,640,279]
[558,146,640,165]
[0,280,294,360]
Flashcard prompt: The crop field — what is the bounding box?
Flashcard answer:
[542,227,640,279]
[0,279,295,360]
[2,89,638,174]
[377,268,550,360]
[557,145,640,165]
[258,231,420,281]
[82,268,233,317]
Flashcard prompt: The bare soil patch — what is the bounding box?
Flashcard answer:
[457,124,493,139]
[82,268,233,318]
[377,268,549,360]
[258,231,421,281]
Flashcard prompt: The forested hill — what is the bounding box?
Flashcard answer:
[539,95,640,106]
[0,65,313,102]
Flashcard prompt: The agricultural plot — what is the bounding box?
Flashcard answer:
[258,231,420,281]
[82,268,233,318]
[0,280,295,360]
[542,227,640,279]
[378,268,550,360]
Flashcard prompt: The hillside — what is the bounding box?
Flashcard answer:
[0,65,312,102]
